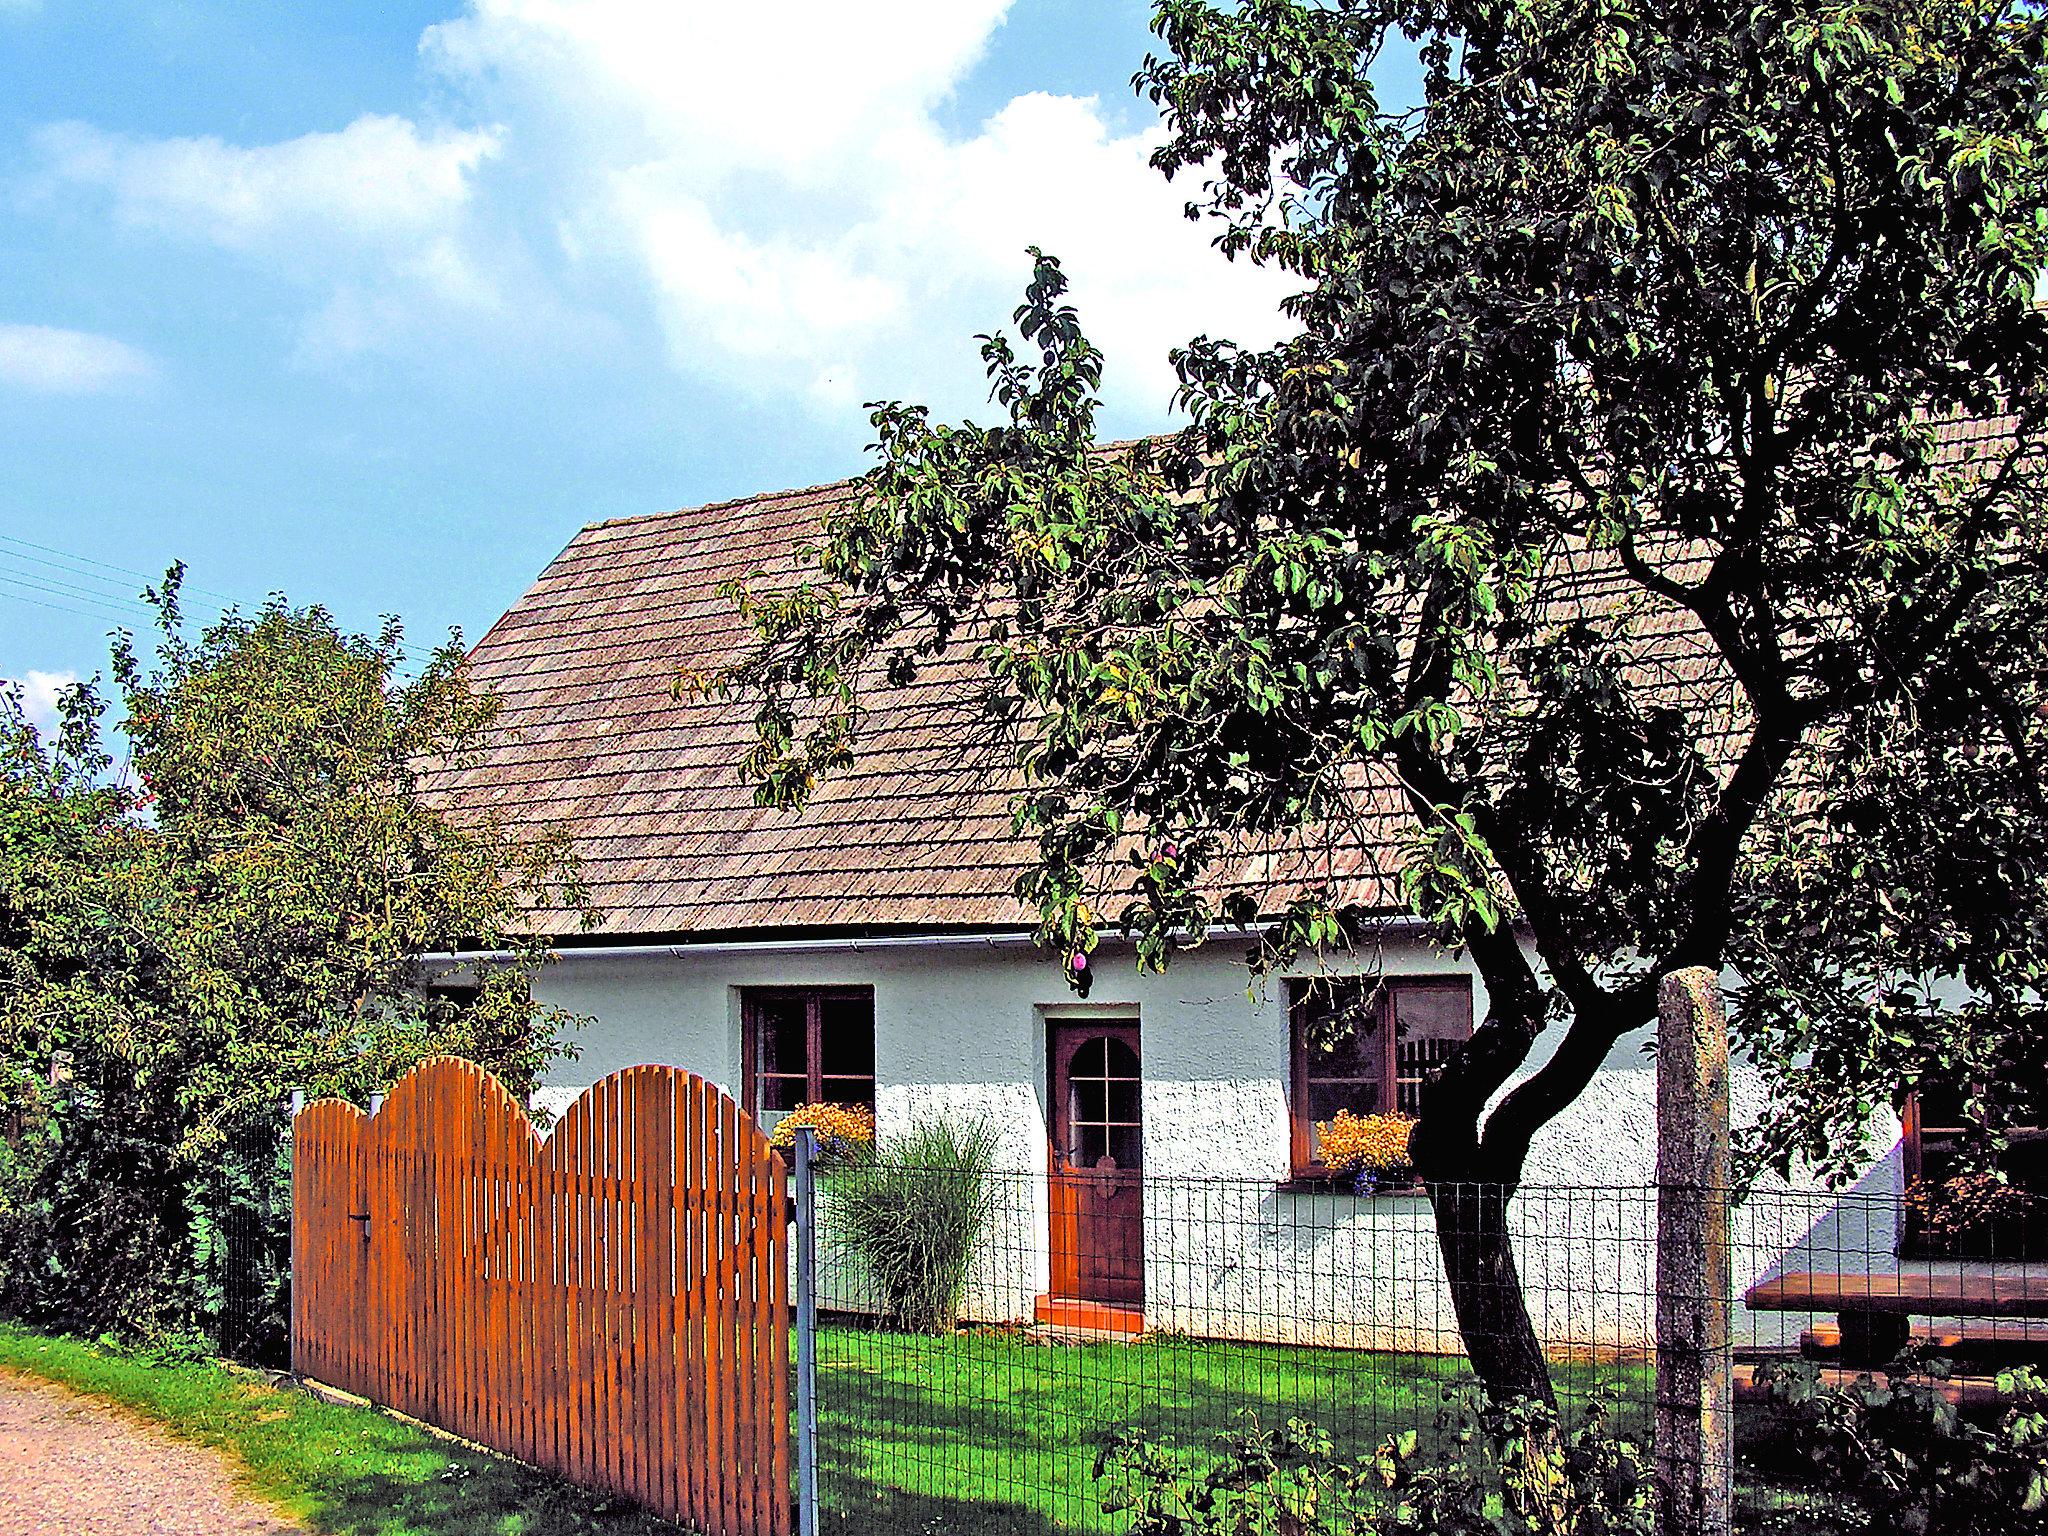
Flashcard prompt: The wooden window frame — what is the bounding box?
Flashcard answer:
[739,985,876,1116]
[1287,975,1473,1180]
[1900,1088,2048,1259]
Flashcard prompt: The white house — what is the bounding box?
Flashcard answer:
[426,448,2016,1356]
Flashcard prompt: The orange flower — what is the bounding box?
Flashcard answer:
[768,1101,877,1164]
[1315,1110,1416,1175]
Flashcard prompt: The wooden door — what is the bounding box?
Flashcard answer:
[1049,1022,1144,1305]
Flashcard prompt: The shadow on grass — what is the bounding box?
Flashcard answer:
[260,1423,679,1536]
[819,1482,1069,1536]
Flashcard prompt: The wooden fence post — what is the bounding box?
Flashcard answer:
[1655,967,1734,1536]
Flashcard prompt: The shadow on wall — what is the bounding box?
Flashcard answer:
[1737,1140,1907,1350]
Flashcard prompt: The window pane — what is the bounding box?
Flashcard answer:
[1306,1078,1382,1160]
[1108,1122,1143,1169]
[1305,1027,1384,1079]
[1071,1079,1107,1124]
[1103,1037,1139,1079]
[759,1073,807,1112]
[1300,981,1384,1076]
[1393,982,1471,1041]
[1393,981,1472,1113]
[1106,1077,1139,1124]
[1076,1124,1109,1165]
[820,1075,876,1111]
[756,996,809,1079]
[1395,1041,1462,1113]
[819,995,875,1077]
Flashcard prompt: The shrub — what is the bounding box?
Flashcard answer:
[0,584,590,1343]
[1751,1354,2048,1534]
[1095,1387,1652,1536]
[828,1117,999,1334]
[0,1082,293,1360]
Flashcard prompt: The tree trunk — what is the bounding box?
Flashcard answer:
[1430,1180,1556,1408]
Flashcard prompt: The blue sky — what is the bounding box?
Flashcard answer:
[1,2,1417,724]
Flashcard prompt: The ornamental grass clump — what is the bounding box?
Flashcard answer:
[1316,1111,1417,1193]
[830,1117,1000,1335]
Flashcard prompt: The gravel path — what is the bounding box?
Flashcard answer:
[0,1368,306,1535]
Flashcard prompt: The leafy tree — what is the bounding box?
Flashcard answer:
[1731,552,2048,1196]
[0,575,592,1335]
[719,0,2048,1404]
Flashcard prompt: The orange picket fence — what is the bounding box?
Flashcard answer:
[292,1057,790,1536]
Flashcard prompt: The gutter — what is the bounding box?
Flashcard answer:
[419,916,1432,968]
[421,931,1046,965]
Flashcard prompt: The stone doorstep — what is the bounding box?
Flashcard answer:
[1032,1294,1147,1341]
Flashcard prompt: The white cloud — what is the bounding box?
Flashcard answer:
[33,115,507,362]
[0,322,155,393]
[30,3,1293,416]
[7,670,78,735]
[423,0,1294,416]
[35,115,501,251]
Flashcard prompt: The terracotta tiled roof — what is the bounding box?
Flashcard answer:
[431,480,1044,936]
[431,414,2028,940]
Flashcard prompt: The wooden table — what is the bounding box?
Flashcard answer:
[1745,1270,2048,1365]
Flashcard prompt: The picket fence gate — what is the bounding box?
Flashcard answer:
[292,1057,790,1536]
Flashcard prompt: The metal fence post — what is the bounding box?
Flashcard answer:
[1655,967,1734,1536]
[288,1089,303,1378]
[794,1124,821,1536]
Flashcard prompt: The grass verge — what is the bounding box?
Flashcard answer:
[0,1324,671,1536]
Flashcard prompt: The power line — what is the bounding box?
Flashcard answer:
[0,531,242,610]
[0,584,122,625]
[0,560,159,617]
[0,545,193,609]
[0,570,150,625]
[0,543,275,636]
[0,532,443,664]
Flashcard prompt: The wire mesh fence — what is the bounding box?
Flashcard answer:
[802,1158,2046,1534]
[200,1105,293,1368]
[232,1110,2048,1533]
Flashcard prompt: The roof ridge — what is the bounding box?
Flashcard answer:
[576,434,1171,536]
[584,471,864,534]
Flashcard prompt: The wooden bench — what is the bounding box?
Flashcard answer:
[1745,1271,2048,1366]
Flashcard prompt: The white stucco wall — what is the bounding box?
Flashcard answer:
[526,932,1909,1354]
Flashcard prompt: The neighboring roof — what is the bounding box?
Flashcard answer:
[429,414,2028,942]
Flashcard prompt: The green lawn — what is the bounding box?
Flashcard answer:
[0,1325,671,1536]
[0,1322,1845,1536]
[814,1324,1656,1535]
